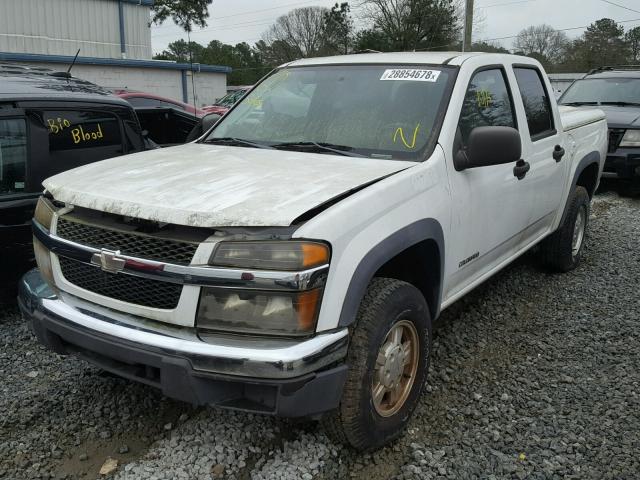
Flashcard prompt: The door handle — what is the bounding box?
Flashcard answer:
[553,145,565,162]
[513,159,530,180]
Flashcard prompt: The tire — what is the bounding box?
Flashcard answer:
[322,278,431,451]
[539,186,590,272]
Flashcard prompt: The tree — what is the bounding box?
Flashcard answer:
[626,26,640,63]
[358,0,460,51]
[323,3,355,55]
[513,24,568,65]
[154,40,271,85]
[471,41,509,53]
[152,0,213,31]
[262,7,329,62]
[154,39,205,62]
[561,18,628,71]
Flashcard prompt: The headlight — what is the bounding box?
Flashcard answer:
[210,241,329,271]
[33,236,55,287]
[620,129,640,147]
[201,241,329,336]
[33,196,57,286]
[197,287,322,336]
[34,196,56,230]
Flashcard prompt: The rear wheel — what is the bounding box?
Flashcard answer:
[322,278,431,451]
[539,186,590,272]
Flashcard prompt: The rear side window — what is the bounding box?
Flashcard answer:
[514,67,555,139]
[43,111,121,151]
[0,118,27,195]
[458,68,516,143]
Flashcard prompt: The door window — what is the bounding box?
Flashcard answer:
[0,118,27,195]
[458,68,517,143]
[514,67,555,139]
[43,111,121,152]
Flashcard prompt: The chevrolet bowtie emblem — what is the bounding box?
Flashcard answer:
[91,249,126,273]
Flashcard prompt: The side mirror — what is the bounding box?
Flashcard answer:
[201,113,222,132]
[455,126,521,170]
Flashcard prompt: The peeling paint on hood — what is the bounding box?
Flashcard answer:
[43,143,414,227]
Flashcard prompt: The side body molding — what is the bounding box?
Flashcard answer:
[337,218,445,328]
[559,151,600,226]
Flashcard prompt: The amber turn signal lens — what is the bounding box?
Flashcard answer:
[301,243,329,268]
[295,288,322,332]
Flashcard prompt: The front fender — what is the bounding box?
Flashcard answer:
[337,219,444,327]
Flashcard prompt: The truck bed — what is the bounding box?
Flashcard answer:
[558,105,606,132]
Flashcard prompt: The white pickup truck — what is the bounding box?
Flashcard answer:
[20,52,607,450]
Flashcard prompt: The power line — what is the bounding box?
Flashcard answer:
[152,19,274,38]
[477,0,536,9]
[152,0,322,30]
[415,16,640,51]
[599,0,640,15]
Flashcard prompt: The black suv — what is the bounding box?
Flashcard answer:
[0,64,146,290]
[559,66,640,187]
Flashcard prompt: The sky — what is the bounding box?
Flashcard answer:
[150,0,640,55]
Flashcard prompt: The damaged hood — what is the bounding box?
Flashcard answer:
[44,143,413,227]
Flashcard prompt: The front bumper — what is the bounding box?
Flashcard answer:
[18,269,349,416]
[603,149,640,180]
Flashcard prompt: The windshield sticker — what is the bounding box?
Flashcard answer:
[380,69,441,82]
[245,97,263,109]
[393,123,421,149]
[476,89,493,108]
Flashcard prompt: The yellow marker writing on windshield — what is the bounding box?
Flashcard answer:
[393,123,421,149]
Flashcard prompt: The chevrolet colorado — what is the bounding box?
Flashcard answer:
[19,52,607,450]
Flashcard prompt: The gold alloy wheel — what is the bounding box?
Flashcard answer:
[372,319,420,417]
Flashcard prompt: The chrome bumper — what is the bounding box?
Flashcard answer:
[19,269,349,380]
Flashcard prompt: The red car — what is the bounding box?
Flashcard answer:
[113,90,207,117]
[201,87,251,116]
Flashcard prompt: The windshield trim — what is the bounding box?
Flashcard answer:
[200,63,460,163]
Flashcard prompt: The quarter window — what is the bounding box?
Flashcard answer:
[0,118,27,195]
[458,69,516,143]
[514,67,555,139]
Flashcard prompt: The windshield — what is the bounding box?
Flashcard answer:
[204,65,454,161]
[560,78,640,105]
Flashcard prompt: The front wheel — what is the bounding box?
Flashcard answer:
[539,185,590,272]
[322,278,431,451]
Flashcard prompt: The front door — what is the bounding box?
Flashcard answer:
[0,112,36,273]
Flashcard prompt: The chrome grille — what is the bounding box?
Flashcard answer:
[56,217,198,265]
[59,257,182,309]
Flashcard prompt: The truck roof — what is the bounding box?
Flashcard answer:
[285,51,537,68]
[0,64,131,105]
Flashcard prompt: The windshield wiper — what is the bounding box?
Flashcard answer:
[600,101,640,107]
[271,141,366,158]
[204,137,273,149]
[560,101,598,106]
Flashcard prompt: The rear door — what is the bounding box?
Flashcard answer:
[510,65,567,241]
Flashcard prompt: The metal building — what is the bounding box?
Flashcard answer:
[0,0,231,106]
[0,0,152,59]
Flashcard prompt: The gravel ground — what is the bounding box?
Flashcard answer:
[1,189,638,480]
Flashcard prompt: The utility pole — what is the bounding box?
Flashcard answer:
[462,0,474,52]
